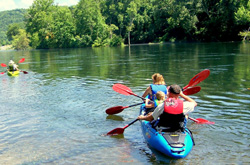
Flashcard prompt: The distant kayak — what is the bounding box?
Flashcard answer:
[139,104,194,159]
[7,70,20,76]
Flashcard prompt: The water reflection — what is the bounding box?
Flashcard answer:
[106,115,124,121]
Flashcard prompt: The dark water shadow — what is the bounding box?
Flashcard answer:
[106,115,124,121]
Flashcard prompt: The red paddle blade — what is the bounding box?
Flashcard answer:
[106,106,126,115]
[195,118,215,124]
[1,63,7,67]
[19,58,25,63]
[1,72,5,74]
[22,71,28,74]
[107,128,124,135]
[112,83,133,96]
[183,86,201,95]
[184,69,210,89]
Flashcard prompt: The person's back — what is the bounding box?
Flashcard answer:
[158,97,185,132]
[142,73,167,101]
[155,85,197,132]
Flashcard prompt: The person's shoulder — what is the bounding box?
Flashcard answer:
[183,101,196,107]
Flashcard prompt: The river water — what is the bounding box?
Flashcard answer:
[0,42,249,164]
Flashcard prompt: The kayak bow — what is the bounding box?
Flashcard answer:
[7,70,20,76]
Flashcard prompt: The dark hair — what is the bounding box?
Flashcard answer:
[169,84,181,94]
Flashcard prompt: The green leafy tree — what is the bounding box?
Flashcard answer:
[47,6,76,48]
[12,29,30,50]
[126,1,138,46]
[152,0,199,41]
[130,0,154,43]
[25,0,55,48]
[25,0,76,48]
[101,0,127,37]
[74,0,108,47]
[30,32,40,48]
[6,23,23,41]
[195,0,240,41]
[0,9,26,45]
[235,1,250,41]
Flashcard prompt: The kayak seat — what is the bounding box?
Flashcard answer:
[162,132,186,148]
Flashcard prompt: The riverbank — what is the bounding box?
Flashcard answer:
[0,45,12,50]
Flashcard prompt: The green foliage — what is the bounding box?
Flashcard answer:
[25,0,56,49]
[239,30,250,41]
[110,35,124,46]
[1,0,250,48]
[46,6,76,48]
[25,0,77,48]
[12,29,30,50]
[74,0,109,47]
[0,9,26,46]
[235,1,250,24]
[6,23,22,41]
[30,32,40,48]
[235,0,250,41]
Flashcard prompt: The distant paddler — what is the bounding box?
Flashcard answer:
[8,60,19,72]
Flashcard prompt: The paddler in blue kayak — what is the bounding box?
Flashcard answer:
[142,73,167,101]
[138,84,197,132]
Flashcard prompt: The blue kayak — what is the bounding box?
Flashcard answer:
[139,104,194,159]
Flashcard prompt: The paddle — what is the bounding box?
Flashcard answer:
[18,58,25,63]
[106,102,144,115]
[183,86,201,95]
[1,63,7,74]
[183,69,210,90]
[18,58,28,74]
[107,119,139,135]
[20,70,28,74]
[1,63,7,67]
[188,117,215,124]
[112,83,145,100]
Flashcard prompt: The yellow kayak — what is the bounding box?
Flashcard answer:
[7,70,20,76]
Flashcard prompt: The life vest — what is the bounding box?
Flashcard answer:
[8,64,17,71]
[158,98,185,132]
[150,84,167,100]
[8,65,14,71]
[154,99,163,108]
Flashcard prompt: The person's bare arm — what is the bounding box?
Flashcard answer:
[145,99,154,108]
[179,91,197,107]
[142,86,151,98]
[137,114,154,121]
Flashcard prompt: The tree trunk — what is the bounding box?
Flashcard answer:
[128,31,131,46]
[243,27,250,41]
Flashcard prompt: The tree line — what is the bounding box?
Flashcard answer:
[3,0,250,50]
[0,9,26,46]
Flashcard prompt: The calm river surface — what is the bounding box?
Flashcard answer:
[0,42,249,164]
